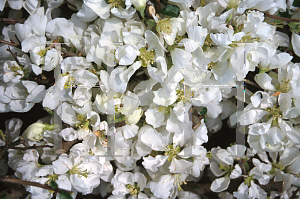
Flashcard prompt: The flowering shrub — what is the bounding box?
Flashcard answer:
[1,0,300,198]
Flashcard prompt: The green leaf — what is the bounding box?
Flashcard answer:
[199,107,207,115]
[244,161,250,172]
[288,21,300,33]
[159,5,180,17]
[60,191,73,199]
[293,0,300,7]
[279,10,292,18]
[146,19,156,27]
[50,181,58,189]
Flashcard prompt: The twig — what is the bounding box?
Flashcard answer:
[64,0,77,9]
[55,139,79,154]
[0,137,25,159]
[0,18,26,24]
[292,186,300,198]
[61,48,81,57]
[264,12,300,23]
[6,46,22,66]
[0,176,73,194]
[236,157,247,175]
[244,79,260,88]
[0,39,19,47]
[9,144,53,151]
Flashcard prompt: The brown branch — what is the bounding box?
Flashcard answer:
[0,18,26,24]
[0,176,73,194]
[64,0,77,9]
[6,46,22,66]
[292,186,300,198]
[0,137,25,159]
[244,79,261,89]
[10,144,53,151]
[0,39,19,47]
[154,0,161,14]
[264,12,300,23]
[236,157,247,175]
[55,139,79,154]
[61,48,81,57]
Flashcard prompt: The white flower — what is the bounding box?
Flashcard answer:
[23,123,59,141]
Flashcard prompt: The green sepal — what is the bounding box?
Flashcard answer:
[146,19,156,27]
[50,181,58,189]
[60,190,73,199]
[244,160,250,172]
[288,22,300,33]
[159,5,180,17]
[199,107,207,115]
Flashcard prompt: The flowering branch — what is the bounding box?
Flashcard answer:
[0,18,26,24]
[6,46,22,66]
[0,137,25,160]
[61,48,82,57]
[264,12,300,23]
[0,39,20,47]
[0,176,73,194]
[236,157,247,175]
[55,139,79,154]
[292,186,300,198]
[9,144,53,151]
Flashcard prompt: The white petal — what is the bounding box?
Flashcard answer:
[211,176,231,192]
[292,32,300,57]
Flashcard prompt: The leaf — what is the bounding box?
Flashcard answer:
[293,0,300,7]
[159,5,180,17]
[288,22,300,33]
[199,107,207,115]
[279,10,292,18]
[146,19,156,27]
[50,181,58,189]
[60,190,73,199]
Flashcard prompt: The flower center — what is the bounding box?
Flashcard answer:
[107,0,125,8]
[37,49,47,57]
[126,183,140,196]
[265,105,283,125]
[227,0,241,9]
[64,76,75,89]
[207,61,217,71]
[165,145,181,162]
[156,18,172,35]
[46,173,59,185]
[176,88,194,103]
[138,47,155,67]
[157,105,173,115]
[269,161,285,175]
[173,174,187,191]
[75,114,90,130]
[219,163,234,176]
[69,164,89,178]
[244,175,254,186]
[275,78,291,93]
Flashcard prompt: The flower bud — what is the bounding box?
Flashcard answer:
[131,0,147,18]
[24,123,47,141]
[24,123,59,141]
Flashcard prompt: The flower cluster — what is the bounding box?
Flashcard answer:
[2,0,300,198]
